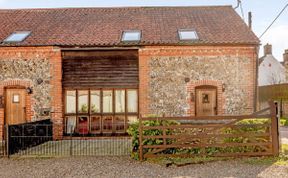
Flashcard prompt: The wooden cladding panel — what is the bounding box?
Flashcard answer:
[62,50,139,89]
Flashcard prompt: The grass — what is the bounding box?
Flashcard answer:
[147,145,288,167]
[242,144,288,166]
[280,117,288,126]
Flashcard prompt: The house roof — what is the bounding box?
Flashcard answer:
[0,6,260,47]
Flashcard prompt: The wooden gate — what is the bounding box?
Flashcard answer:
[138,102,279,160]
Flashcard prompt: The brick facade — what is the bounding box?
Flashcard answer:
[139,45,257,116]
[0,45,257,140]
[0,47,63,140]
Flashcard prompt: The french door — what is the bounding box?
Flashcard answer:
[64,89,138,135]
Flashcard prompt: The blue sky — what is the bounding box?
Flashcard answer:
[0,0,287,60]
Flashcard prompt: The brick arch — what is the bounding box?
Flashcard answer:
[0,79,33,126]
[186,80,224,116]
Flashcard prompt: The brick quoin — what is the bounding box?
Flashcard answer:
[0,47,63,140]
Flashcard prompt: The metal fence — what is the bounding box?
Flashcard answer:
[11,137,132,157]
[8,119,53,155]
[3,120,132,157]
[0,124,6,156]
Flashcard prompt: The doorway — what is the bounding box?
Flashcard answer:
[5,88,26,125]
[196,86,217,116]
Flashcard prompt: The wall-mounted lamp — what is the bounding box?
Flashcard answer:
[190,92,195,102]
[36,78,43,85]
[26,87,33,94]
[222,83,226,92]
[184,77,190,83]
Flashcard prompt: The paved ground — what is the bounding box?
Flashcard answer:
[280,127,288,144]
[0,156,287,178]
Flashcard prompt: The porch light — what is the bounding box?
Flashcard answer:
[26,87,33,94]
[222,83,226,92]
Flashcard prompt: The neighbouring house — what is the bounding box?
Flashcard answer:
[258,49,288,117]
[258,44,286,86]
[0,6,259,140]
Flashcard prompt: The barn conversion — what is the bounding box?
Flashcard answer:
[0,6,259,139]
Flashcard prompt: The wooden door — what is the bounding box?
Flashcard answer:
[5,89,26,125]
[196,88,217,116]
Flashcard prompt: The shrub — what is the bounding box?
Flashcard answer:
[127,118,179,160]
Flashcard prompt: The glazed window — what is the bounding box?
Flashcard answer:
[127,89,138,113]
[66,116,76,134]
[115,90,125,113]
[64,89,138,135]
[202,94,210,103]
[66,91,76,114]
[178,29,198,40]
[12,94,20,103]
[4,31,31,43]
[78,90,88,113]
[121,30,141,42]
[90,90,101,113]
[103,90,113,113]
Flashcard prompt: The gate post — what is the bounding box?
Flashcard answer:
[270,101,279,156]
[5,124,9,158]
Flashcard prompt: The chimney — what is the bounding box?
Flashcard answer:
[284,49,288,64]
[248,12,252,30]
[264,43,272,56]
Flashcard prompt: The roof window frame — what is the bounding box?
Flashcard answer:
[178,29,199,41]
[121,30,141,42]
[3,31,31,43]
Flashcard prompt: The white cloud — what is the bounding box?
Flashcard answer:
[260,25,288,61]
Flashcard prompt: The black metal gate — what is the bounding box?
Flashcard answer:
[7,119,53,155]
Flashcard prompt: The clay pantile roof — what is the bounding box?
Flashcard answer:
[0,6,259,47]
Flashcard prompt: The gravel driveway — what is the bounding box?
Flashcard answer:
[0,156,287,178]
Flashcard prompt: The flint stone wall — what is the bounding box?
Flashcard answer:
[0,58,51,120]
[149,56,252,116]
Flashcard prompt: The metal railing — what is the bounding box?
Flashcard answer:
[3,121,132,157]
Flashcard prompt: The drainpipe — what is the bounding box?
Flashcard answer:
[255,45,260,112]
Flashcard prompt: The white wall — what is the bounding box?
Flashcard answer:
[258,54,286,86]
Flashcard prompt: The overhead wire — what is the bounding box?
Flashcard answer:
[259,3,288,39]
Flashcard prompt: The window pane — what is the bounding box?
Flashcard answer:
[90,116,101,133]
[103,90,113,113]
[128,116,138,124]
[77,116,89,135]
[115,90,125,113]
[102,116,113,132]
[66,91,76,114]
[114,115,125,133]
[122,31,141,41]
[91,90,100,113]
[78,90,88,113]
[127,90,138,113]
[4,31,31,42]
[66,116,76,134]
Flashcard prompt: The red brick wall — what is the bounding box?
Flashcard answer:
[139,45,258,116]
[0,47,63,140]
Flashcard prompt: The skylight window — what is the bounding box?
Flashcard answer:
[3,31,31,43]
[121,31,141,42]
[178,30,198,40]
